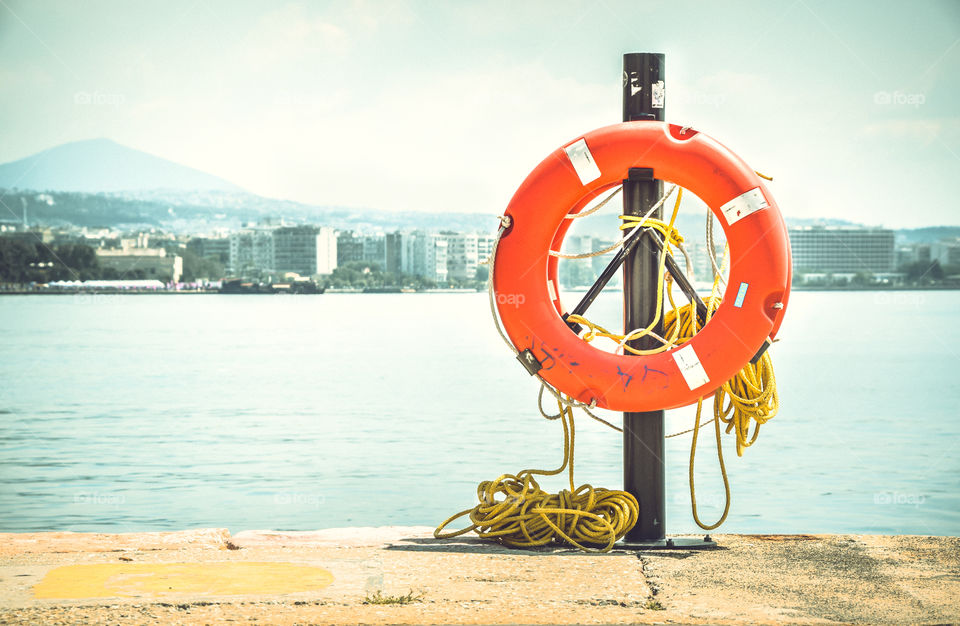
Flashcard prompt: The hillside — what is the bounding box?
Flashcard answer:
[0,189,497,234]
[0,139,242,194]
[895,226,960,244]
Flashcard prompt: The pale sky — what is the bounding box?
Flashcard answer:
[0,0,958,227]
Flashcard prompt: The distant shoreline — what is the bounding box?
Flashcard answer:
[1,285,958,296]
[789,285,960,291]
[0,288,485,296]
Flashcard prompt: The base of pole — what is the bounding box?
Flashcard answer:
[614,535,718,551]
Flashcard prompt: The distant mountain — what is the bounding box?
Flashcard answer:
[0,139,243,194]
[1,141,956,241]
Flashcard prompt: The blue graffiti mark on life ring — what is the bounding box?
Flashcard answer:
[536,341,556,371]
[642,365,669,389]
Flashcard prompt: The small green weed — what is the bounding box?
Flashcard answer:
[362,590,423,605]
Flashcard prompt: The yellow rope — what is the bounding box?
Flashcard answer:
[434,399,639,552]
[689,397,730,530]
[612,187,684,351]
[564,188,687,356]
[443,182,782,548]
[561,230,781,530]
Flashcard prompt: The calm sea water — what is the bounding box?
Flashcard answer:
[1,291,958,536]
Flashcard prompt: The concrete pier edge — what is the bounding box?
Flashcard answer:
[0,527,957,625]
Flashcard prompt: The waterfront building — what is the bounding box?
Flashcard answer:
[0,229,54,244]
[96,247,182,282]
[398,232,414,275]
[187,236,230,263]
[397,231,447,283]
[476,233,496,266]
[895,243,933,268]
[315,227,338,275]
[274,225,337,276]
[680,241,718,284]
[385,231,403,274]
[445,232,479,281]
[788,226,894,274]
[932,239,960,269]
[362,233,386,268]
[337,231,365,265]
[228,227,275,275]
[338,231,386,268]
[420,233,448,283]
[562,235,594,257]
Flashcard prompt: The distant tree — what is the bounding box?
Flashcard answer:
[381,271,404,287]
[0,238,38,283]
[930,262,945,281]
[852,272,873,286]
[901,260,943,283]
[324,261,390,288]
[179,249,224,282]
[332,261,377,273]
[49,243,100,281]
[474,265,489,283]
[0,239,103,282]
[447,276,472,288]
[320,262,451,290]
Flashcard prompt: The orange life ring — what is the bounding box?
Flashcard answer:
[493,121,792,412]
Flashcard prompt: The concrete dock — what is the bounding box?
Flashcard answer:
[0,527,957,624]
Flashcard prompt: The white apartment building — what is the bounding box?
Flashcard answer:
[445,232,479,281]
[228,227,275,275]
[398,231,448,283]
[274,225,338,276]
[789,226,894,273]
[228,225,336,276]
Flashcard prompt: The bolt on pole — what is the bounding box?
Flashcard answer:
[621,52,666,543]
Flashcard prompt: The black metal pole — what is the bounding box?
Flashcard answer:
[622,52,666,543]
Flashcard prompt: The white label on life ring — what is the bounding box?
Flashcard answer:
[546,279,558,302]
[720,187,769,226]
[734,282,749,308]
[673,344,710,390]
[564,138,602,185]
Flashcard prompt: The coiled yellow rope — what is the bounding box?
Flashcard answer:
[434,399,639,552]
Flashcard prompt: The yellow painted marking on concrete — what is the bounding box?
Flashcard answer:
[33,562,334,599]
